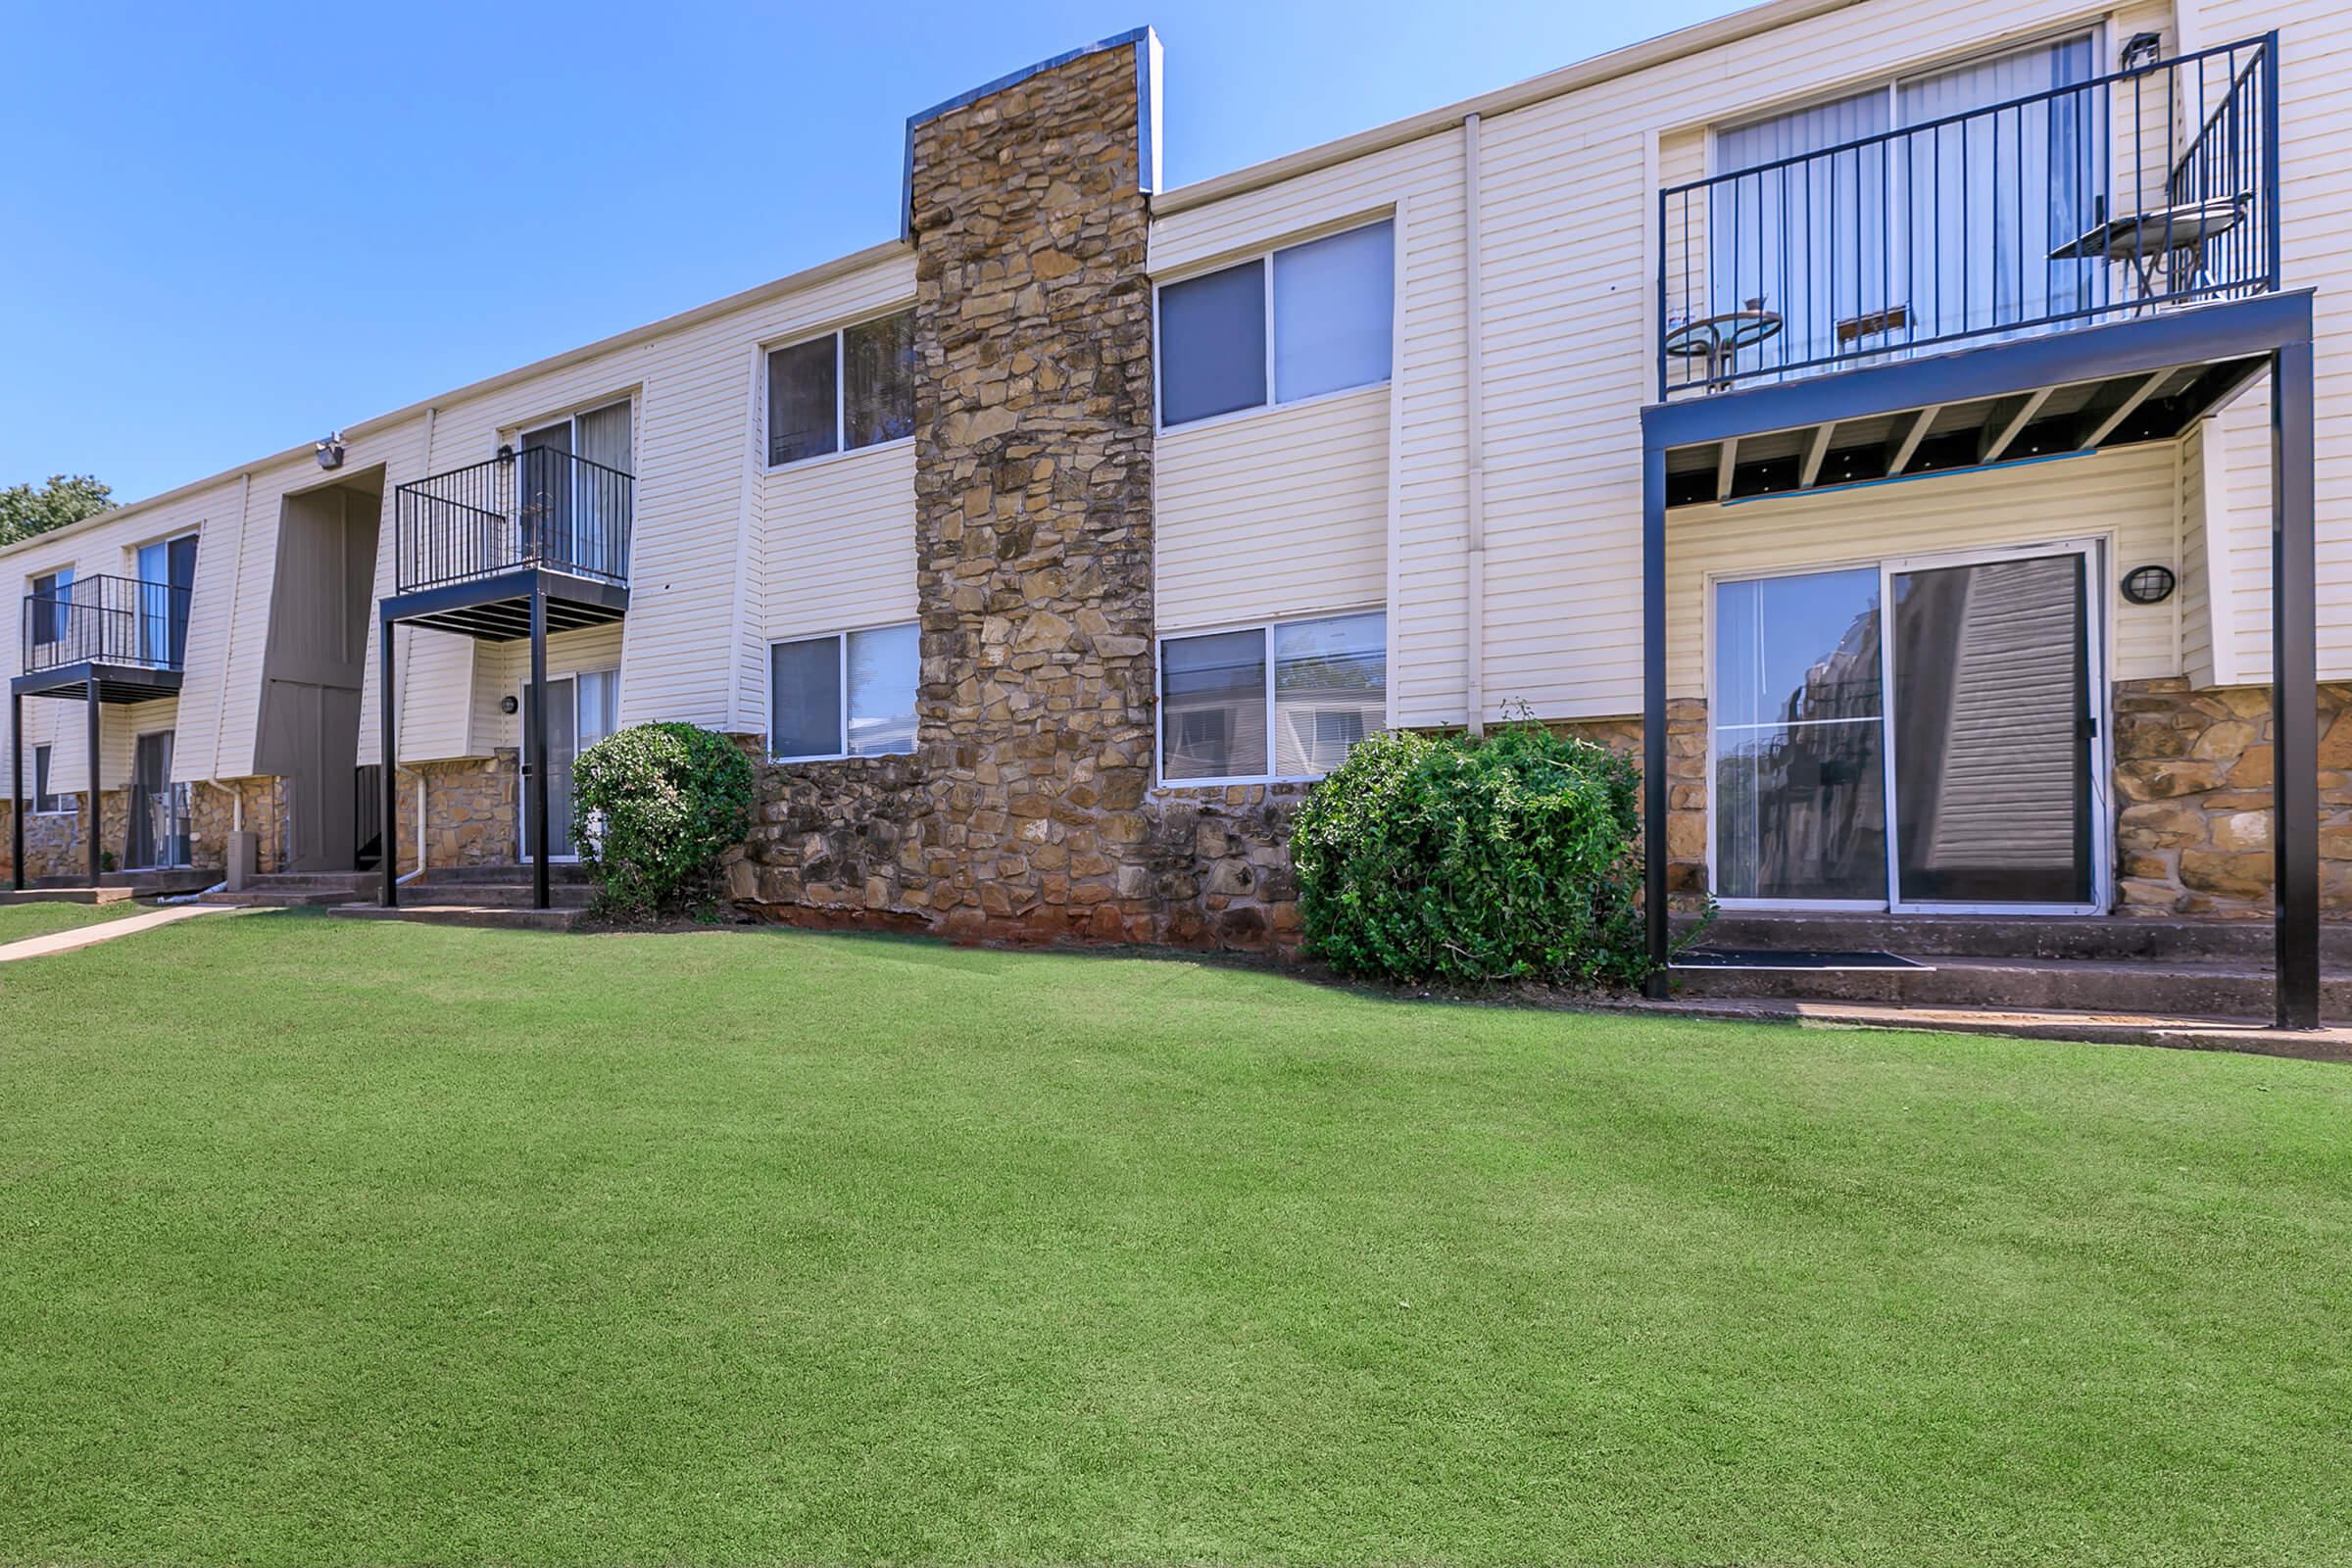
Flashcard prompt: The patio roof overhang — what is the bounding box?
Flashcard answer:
[1637,289,2322,1029]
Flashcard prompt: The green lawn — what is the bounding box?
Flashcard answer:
[2,912,2346,1567]
[0,897,152,945]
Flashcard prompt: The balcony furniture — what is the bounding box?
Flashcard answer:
[12,573,192,890]
[1664,306,1784,392]
[2047,194,2251,309]
[1835,304,1910,345]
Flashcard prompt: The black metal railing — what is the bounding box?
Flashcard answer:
[1658,34,2278,397]
[22,573,192,674]
[393,445,633,594]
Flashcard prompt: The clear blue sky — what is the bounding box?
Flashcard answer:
[3,0,1741,504]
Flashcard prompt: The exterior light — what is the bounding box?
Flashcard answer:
[2122,564,2178,605]
[315,431,346,470]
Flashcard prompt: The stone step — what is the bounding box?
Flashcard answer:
[325,903,585,933]
[1667,954,2352,1021]
[1682,910,2352,964]
[1,886,143,906]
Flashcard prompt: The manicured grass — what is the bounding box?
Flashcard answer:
[0,897,152,945]
[2,912,2347,1567]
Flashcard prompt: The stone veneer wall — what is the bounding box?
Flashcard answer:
[2115,678,2352,915]
[1554,702,1711,904]
[393,755,518,875]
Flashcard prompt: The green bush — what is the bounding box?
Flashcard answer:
[570,722,755,920]
[1290,722,1652,989]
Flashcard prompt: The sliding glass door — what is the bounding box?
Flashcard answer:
[520,669,619,861]
[1711,542,2104,912]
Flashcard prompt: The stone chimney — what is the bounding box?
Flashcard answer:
[904,33,1160,941]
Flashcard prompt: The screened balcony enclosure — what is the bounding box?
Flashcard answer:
[1658,35,2278,399]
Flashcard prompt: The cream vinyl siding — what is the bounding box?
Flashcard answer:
[2179,422,2217,687]
[1665,443,2180,698]
[345,248,917,758]
[1155,384,1390,631]
[1152,132,1465,724]
[1,485,231,795]
[471,622,629,752]
[2177,0,2352,684]
[1153,0,2352,722]
[758,435,918,645]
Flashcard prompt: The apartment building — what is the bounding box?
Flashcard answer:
[5,0,2341,1021]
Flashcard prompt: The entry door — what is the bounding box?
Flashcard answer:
[128,730,190,869]
[1885,546,2101,910]
[520,670,618,861]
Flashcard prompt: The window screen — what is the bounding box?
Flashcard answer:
[766,337,838,466]
[770,636,843,759]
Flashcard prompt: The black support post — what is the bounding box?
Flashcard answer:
[380,610,399,907]
[528,579,549,911]
[2271,341,2320,1030]
[9,690,24,891]
[84,676,101,889]
[1642,438,1670,998]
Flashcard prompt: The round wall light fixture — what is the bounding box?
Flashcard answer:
[2122,564,2178,606]
[500,695,520,715]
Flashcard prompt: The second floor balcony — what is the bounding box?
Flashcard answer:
[393,445,634,596]
[1658,34,2278,398]
[22,573,191,677]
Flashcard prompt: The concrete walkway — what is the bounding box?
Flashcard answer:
[0,904,243,964]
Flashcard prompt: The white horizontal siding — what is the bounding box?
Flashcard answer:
[758,441,918,642]
[1155,385,1390,631]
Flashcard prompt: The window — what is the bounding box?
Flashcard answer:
[766,310,916,466]
[768,622,919,760]
[1159,611,1386,782]
[516,400,634,578]
[1157,220,1394,427]
[135,533,197,666]
[29,568,72,648]
[31,744,62,813]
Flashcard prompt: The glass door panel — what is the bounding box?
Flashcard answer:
[517,419,573,568]
[129,730,190,868]
[1888,552,2092,906]
[1711,567,1888,900]
[522,676,579,860]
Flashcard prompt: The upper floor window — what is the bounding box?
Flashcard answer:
[28,568,72,647]
[1157,220,1395,428]
[767,310,916,467]
[134,533,197,666]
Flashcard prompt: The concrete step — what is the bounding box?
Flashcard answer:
[416,863,595,888]
[325,903,585,933]
[401,882,595,909]
[1683,910,2352,965]
[200,889,351,907]
[1667,954,2352,1021]
[2,886,143,906]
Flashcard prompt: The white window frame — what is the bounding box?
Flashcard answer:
[1154,608,1388,788]
[765,621,919,763]
[1152,215,1396,434]
[514,665,621,864]
[760,307,917,473]
[29,743,67,814]
[27,566,74,649]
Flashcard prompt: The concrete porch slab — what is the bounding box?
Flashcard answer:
[1597,995,2352,1064]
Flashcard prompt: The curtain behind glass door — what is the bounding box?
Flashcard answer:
[1889,553,2091,905]
[572,403,632,578]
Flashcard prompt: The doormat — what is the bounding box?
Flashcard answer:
[1671,948,1933,972]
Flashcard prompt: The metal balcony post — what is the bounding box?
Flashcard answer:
[9,691,23,891]
[380,610,399,908]
[528,580,550,911]
[1642,437,1670,998]
[84,675,101,888]
[2272,340,2319,1030]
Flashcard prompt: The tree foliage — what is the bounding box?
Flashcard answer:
[0,474,115,547]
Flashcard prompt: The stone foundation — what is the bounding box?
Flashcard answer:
[0,798,91,881]
[2114,678,2352,915]
[392,754,518,874]
[1553,701,1710,903]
